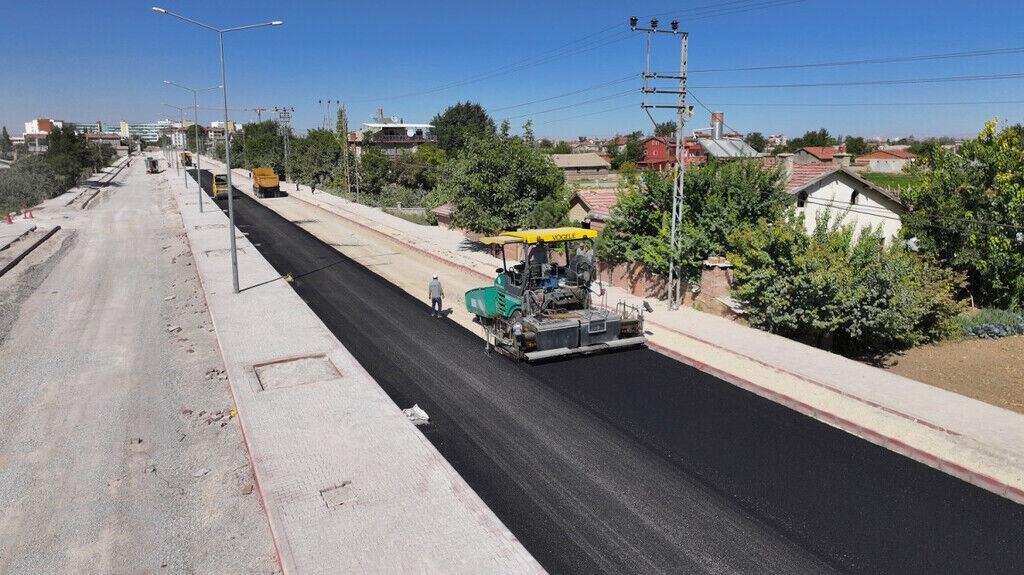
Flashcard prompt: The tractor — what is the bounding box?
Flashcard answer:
[465,227,650,361]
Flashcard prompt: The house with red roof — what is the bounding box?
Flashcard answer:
[857,149,917,173]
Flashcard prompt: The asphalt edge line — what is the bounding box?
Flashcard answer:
[167,180,292,574]
[283,190,1024,505]
[0,226,61,278]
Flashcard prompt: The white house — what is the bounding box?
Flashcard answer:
[779,154,906,241]
[856,149,916,173]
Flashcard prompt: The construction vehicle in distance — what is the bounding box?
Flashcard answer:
[252,167,281,198]
[465,227,650,361]
[145,157,159,174]
[179,152,193,167]
[212,173,240,200]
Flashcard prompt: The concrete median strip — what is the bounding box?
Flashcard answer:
[166,169,540,573]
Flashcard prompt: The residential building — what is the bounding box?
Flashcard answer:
[85,132,121,147]
[68,121,106,134]
[602,136,628,155]
[24,133,48,152]
[777,153,906,240]
[549,152,611,179]
[568,189,618,231]
[857,149,916,173]
[766,133,787,152]
[24,118,62,135]
[572,138,600,153]
[159,126,188,149]
[354,113,435,160]
[206,126,226,144]
[637,136,707,171]
[209,120,238,133]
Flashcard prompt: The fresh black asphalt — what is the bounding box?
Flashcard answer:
[193,170,1024,574]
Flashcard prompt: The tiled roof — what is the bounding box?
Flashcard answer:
[550,152,611,169]
[801,146,839,160]
[571,189,619,220]
[784,163,840,193]
[859,149,916,160]
[430,203,452,217]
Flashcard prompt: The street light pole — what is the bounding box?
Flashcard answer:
[165,80,220,213]
[162,103,188,187]
[152,7,283,294]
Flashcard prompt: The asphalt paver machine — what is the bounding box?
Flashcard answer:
[465,227,650,361]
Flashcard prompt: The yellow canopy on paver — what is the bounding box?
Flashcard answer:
[479,227,597,245]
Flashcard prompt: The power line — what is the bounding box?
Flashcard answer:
[534,103,637,126]
[683,99,1024,107]
[688,72,1024,90]
[348,0,807,104]
[503,90,637,120]
[489,75,637,112]
[684,45,1024,74]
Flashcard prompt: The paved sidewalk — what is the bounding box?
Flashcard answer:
[202,156,1024,505]
[173,162,540,573]
[0,222,36,251]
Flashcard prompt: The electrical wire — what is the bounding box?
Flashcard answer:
[684,45,1024,74]
[688,72,1024,90]
[534,103,638,126]
[488,75,637,112]
[502,90,637,120]
[681,99,1024,107]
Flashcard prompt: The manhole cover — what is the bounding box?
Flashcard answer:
[320,481,355,508]
[254,355,342,391]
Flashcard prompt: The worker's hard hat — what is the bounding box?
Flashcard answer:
[432,273,438,279]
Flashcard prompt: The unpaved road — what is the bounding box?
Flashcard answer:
[0,162,277,573]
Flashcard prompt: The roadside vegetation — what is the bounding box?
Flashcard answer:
[200,108,1022,361]
[0,125,117,215]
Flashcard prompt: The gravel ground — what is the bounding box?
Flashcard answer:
[0,162,278,573]
[885,336,1024,414]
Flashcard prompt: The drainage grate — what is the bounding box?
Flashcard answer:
[320,481,355,508]
[253,354,342,391]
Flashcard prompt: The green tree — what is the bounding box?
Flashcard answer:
[551,141,573,154]
[358,143,391,196]
[336,106,351,190]
[238,121,285,173]
[431,102,495,155]
[729,213,965,356]
[744,132,767,153]
[293,128,340,185]
[499,119,511,138]
[611,134,645,170]
[786,128,836,152]
[186,125,208,152]
[525,194,570,228]
[394,143,446,190]
[538,138,553,149]
[903,120,1024,310]
[598,160,787,279]
[843,136,871,156]
[654,121,676,137]
[0,154,60,214]
[522,120,535,147]
[44,125,90,185]
[0,126,13,159]
[433,133,565,233]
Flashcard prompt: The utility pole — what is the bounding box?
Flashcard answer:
[336,103,351,196]
[276,107,293,182]
[318,99,338,129]
[631,16,691,310]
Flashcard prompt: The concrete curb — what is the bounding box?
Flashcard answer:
[166,165,542,573]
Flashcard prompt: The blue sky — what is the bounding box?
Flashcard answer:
[3,0,1024,140]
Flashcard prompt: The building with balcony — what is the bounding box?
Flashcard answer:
[354,114,435,160]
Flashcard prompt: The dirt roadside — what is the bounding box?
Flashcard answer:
[884,336,1024,415]
[0,163,277,572]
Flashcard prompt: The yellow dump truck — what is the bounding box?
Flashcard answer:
[252,167,281,198]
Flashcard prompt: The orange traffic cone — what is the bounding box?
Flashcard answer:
[5,213,11,224]
[27,210,33,219]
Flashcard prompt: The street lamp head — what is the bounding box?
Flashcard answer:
[164,80,172,84]
[270,21,283,25]
[152,7,167,13]
[629,16,638,28]
[671,20,679,31]
[650,18,658,29]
